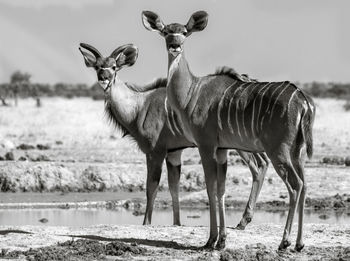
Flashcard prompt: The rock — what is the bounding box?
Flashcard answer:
[268,177,273,184]
[55,141,63,145]
[5,152,15,161]
[16,144,35,150]
[123,200,132,209]
[39,218,48,223]
[232,176,240,185]
[18,156,27,161]
[37,144,51,150]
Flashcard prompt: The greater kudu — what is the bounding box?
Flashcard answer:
[79,43,268,229]
[142,11,315,251]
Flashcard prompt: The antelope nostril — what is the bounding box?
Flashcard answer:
[169,44,180,49]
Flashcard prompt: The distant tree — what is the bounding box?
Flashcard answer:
[10,71,31,106]
[0,83,11,106]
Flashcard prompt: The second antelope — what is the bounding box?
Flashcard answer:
[79,43,269,228]
[142,10,316,250]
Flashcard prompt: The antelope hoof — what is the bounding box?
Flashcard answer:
[215,235,226,250]
[236,216,252,230]
[235,223,246,230]
[295,243,305,252]
[142,220,151,225]
[202,236,217,250]
[278,240,291,251]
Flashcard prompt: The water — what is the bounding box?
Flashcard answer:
[0,208,348,227]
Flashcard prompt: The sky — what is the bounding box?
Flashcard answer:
[0,0,349,85]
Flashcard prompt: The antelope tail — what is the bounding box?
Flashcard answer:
[300,104,315,159]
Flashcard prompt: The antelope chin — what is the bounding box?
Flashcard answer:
[169,47,182,57]
[98,80,110,90]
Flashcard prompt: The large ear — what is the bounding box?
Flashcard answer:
[186,11,208,34]
[142,11,165,33]
[79,47,96,67]
[79,43,102,67]
[110,44,138,69]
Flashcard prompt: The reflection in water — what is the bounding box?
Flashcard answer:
[0,208,348,227]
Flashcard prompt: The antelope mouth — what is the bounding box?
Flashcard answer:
[98,80,110,90]
[169,44,183,56]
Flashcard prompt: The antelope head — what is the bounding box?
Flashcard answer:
[142,11,208,57]
[79,43,138,90]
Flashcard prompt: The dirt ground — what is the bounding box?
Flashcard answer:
[0,224,349,260]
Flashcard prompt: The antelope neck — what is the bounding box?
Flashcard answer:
[167,52,195,109]
[107,76,140,128]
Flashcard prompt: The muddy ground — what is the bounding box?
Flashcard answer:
[0,224,349,260]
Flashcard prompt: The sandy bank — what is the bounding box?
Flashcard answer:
[0,224,348,260]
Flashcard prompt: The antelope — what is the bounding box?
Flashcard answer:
[79,43,269,228]
[142,11,316,251]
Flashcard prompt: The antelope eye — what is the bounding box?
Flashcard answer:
[183,31,188,36]
[94,66,99,70]
[162,31,168,36]
[112,66,117,70]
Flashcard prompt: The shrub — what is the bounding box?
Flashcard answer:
[344,100,350,111]
[345,157,350,167]
[322,156,345,165]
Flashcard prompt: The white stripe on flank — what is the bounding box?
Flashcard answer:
[227,98,234,133]
[269,83,290,122]
[251,83,268,138]
[259,82,286,131]
[240,82,257,137]
[217,81,237,130]
[255,83,272,134]
[235,83,249,140]
[284,89,298,118]
[228,83,247,134]
[164,97,176,136]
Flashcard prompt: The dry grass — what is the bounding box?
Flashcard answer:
[0,98,145,163]
[313,98,350,158]
[0,97,350,164]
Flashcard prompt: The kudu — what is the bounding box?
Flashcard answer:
[79,43,269,228]
[142,11,316,251]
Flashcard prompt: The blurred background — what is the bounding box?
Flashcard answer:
[0,0,350,86]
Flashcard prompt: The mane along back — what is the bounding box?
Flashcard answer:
[210,66,258,83]
[125,78,167,92]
